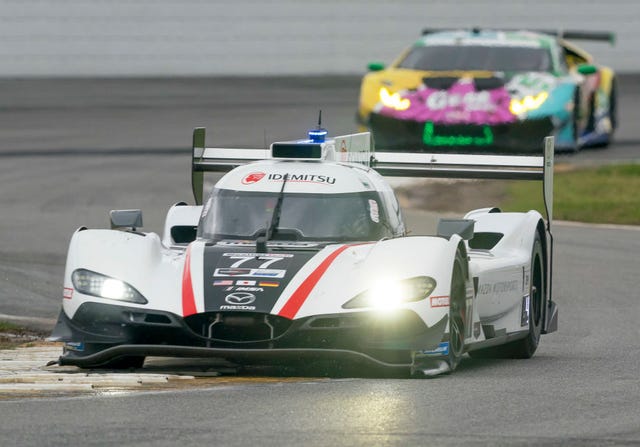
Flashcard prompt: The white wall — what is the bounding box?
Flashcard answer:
[1,0,638,76]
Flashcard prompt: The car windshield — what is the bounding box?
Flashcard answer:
[198,188,393,242]
[398,45,552,72]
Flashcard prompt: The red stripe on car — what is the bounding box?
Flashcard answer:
[182,245,197,317]
[278,244,362,319]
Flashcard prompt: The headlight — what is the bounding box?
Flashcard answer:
[343,276,436,310]
[71,269,147,304]
[509,92,549,115]
[379,87,411,111]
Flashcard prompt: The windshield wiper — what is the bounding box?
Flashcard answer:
[256,173,288,253]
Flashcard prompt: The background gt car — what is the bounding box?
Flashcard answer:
[50,127,558,377]
[358,28,616,152]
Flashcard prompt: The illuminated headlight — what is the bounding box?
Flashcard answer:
[342,276,436,310]
[379,87,411,111]
[71,269,147,304]
[510,92,549,115]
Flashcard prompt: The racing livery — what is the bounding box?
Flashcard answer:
[50,127,558,377]
[358,28,617,152]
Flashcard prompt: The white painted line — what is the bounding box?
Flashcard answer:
[555,220,640,231]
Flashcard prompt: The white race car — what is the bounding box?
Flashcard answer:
[50,126,558,376]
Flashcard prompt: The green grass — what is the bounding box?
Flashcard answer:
[502,163,640,225]
[0,321,22,333]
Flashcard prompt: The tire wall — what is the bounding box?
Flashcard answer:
[1,0,638,77]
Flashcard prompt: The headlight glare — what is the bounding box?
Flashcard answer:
[71,269,147,304]
[510,92,549,115]
[379,87,411,111]
[343,276,436,310]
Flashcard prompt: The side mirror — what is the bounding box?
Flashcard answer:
[576,64,597,75]
[110,209,143,230]
[367,61,386,72]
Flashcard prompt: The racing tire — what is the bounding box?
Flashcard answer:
[603,78,617,147]
[410,250,466,377]
[610,78,618,131]
[568,89,581,153]
[468,232,545,359]
[446,256,466,370]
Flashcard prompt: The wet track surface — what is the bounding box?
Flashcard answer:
[0,77,639,445]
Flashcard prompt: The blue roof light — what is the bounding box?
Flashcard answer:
[308,127,328,143]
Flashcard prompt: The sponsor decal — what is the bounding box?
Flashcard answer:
[379,77,515,126]
[477,279,520,295]
[423,121,494,147]
[242,172,265,185]
[204,246,313,314]
[236,280,256,286]
[63,287,73,300]
[213,280,233,286]
[225,292,256,305]
[235,287,264,292]
[222,253,292,269]
[430,295,449,308]
[267,173,336,185]
[64,341,85,352]
[214,268,252,277]
[419,342,449,356]
[368,199,379,223]
[223,253,293,258]
[214,268,286,278]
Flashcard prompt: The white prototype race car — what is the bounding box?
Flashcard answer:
[50,126,558,376]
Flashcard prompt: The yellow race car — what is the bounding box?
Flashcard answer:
[357,28,616,152]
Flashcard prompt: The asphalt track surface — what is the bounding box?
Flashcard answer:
[1,77,640,446]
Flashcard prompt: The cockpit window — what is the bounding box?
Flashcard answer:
[198,188,393,242]
[398,45,552,72]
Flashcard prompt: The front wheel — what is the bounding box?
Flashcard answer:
[446,259,466,370]
[411,252,466,377]
[568,89,582,153]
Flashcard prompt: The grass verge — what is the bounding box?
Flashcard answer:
[0,321,47,350]
[502,163,640,225]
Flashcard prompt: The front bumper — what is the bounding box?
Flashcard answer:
[50,302,448,369]
[369,113,554,154]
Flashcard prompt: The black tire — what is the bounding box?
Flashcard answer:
[468,232,545,359]
[446,253,467,370]
[610,78,618,130]
[603,78,618,147]
[569,88,581,153]
[508,233,544,358]
[586,93,596,133]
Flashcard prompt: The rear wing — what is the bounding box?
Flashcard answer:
[421,28,615,45]
[192,127,554,222]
